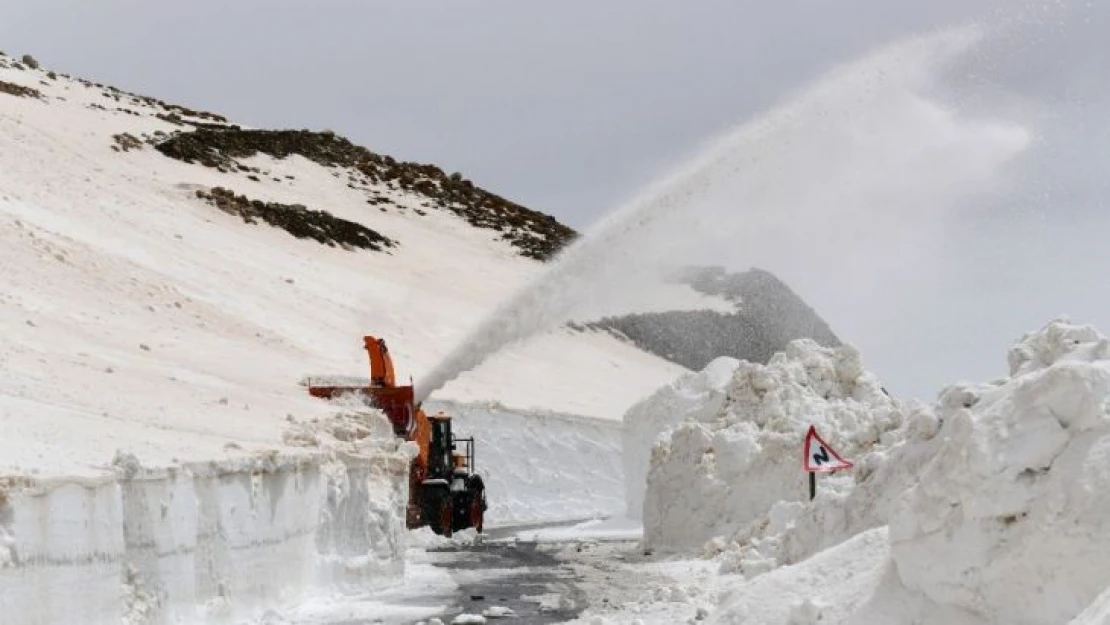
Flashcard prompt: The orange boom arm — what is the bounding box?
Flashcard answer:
[364,335,396,387]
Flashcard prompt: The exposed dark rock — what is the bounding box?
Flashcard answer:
[154,128,575,260]
[0,80,43,99]
[194,187,395,252]
[584,267,840,370]
[20,54,39,70]
[111,133,143,152]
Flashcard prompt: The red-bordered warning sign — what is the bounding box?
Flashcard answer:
[803,425,853,472]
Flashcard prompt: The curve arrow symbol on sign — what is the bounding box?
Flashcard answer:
[803,425,853,472]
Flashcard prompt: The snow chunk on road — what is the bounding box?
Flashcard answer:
[408,527,482,549]
[710,528,889,624]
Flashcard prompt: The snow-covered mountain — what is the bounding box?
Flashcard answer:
[585,266,841,371]
[0,52,703,478]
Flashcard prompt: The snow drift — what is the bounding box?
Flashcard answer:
[889,318,1110,625]
[634,318,1110,625]
[643,339,900,552]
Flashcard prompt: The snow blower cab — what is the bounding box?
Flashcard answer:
[306,336,486,536]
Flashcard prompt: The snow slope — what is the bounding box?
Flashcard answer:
[427,400,625,526]
[0,56,690,478]
[0,54,696,625]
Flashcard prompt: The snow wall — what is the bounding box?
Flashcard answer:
[0,399,625,624]
[635,319,1110,625]
[426,400,624,526]
[0,411,411,625]
[622,357,739,520]
[643,339,900,552]
[888,319,1110,625]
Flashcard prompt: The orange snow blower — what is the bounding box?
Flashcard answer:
[306,336,485,536]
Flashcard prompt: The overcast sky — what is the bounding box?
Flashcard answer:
[2,1,1108,399]
[1,0,1015,228]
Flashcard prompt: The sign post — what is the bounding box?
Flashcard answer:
[802,425,853,501]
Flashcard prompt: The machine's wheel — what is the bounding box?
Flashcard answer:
[422,482,452,536]
[439,498,454,538]
[466,475,486,534]
[469,491,484,533]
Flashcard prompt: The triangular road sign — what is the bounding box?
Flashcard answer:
[803,425,853,472]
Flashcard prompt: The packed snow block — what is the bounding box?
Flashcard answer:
[643,339,900,552]
[427,400,624,525]
[192,462,322,614]
[707,398,944,578]
[314,454,409,590]
[0,479,127,625]
[0,450,409,625]
[117,467,208,623]
[622,356,739,519]
[890,319,1110,625]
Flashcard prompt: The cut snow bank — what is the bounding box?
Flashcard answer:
[0,410,412,625]
[635,318,1110,625]
[622,356,739,519]
[643,340,900,551]
[427,400,624,525]
[889,319,1110,625]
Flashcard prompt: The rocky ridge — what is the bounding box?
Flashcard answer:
[0,50,575,261]
[585,267,841,369]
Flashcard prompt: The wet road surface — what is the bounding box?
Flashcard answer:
[408,539,588,624]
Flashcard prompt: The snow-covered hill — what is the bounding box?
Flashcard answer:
[0,53,699,478]
[0,51,700,624]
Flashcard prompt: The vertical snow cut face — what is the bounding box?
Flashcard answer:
[890,318,1110,625]
[643,339,900,552]
[0,411,413,625]
[622,356,740,520]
